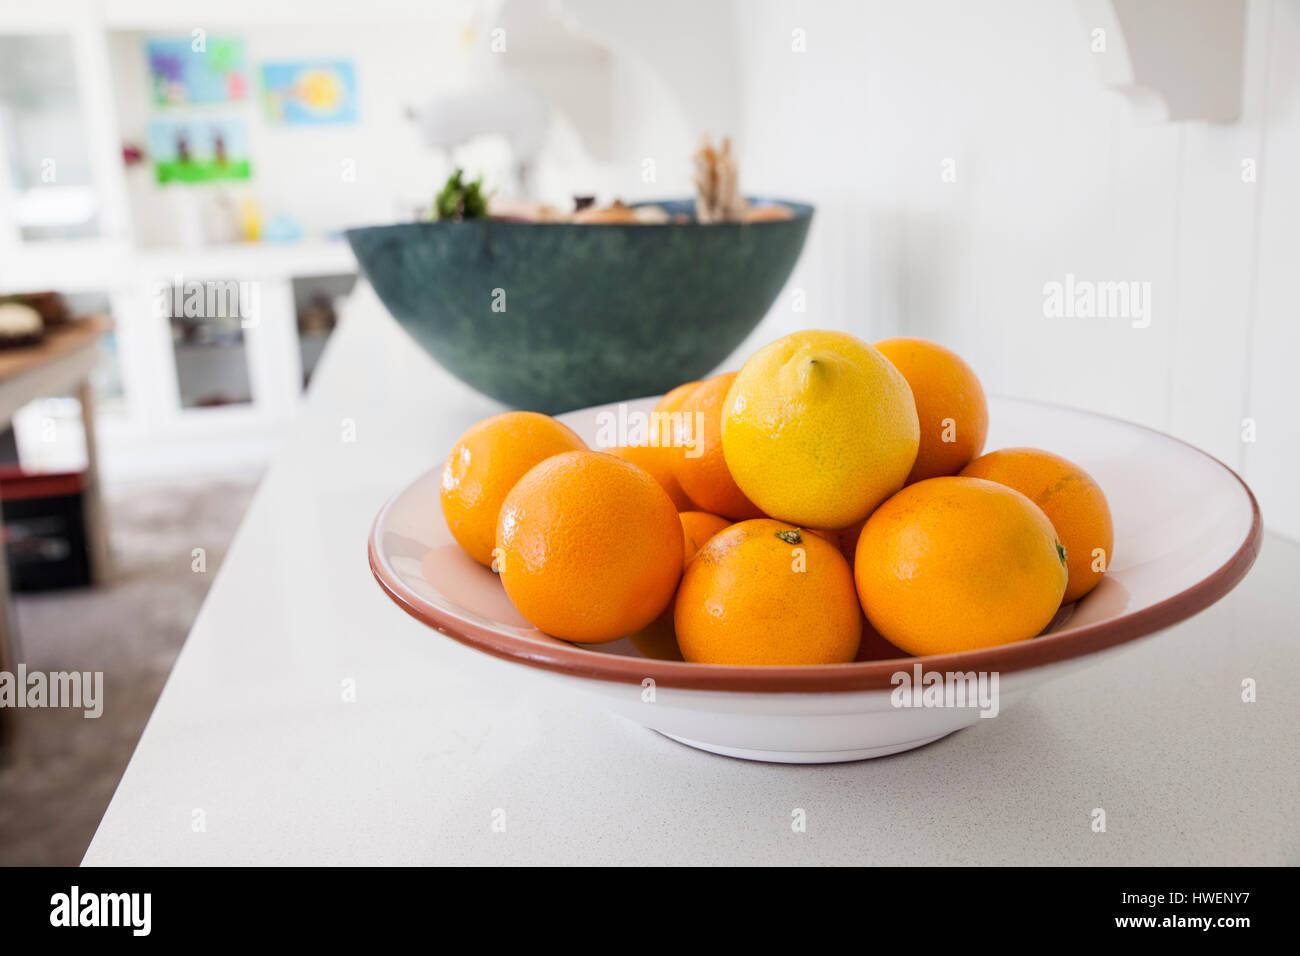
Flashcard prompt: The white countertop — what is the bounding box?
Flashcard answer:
[84,285,1300,866]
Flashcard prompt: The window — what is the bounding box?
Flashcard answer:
[0,35,99,242]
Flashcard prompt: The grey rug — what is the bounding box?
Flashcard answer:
[0,474,259,865]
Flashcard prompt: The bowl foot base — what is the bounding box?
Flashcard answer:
[657,730,956,764]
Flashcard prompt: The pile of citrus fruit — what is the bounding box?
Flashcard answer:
[440,331,1113,666]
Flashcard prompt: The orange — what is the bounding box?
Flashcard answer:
[440,411,586,566]
[855,477,1067,656]
[678,510,731,564]
[960,448,1113,603]
[609,444,695,511]
[495,451,683,643]
[596,382,701,512]
[651,380,701,470]
[675,519,861,665]
[875,336,988,483]
[655,381,702,417]
[629,464,709,664]
[671,373,766,520]
[628,611,685,662]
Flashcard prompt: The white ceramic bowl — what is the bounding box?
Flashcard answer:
[369,397,1261,763]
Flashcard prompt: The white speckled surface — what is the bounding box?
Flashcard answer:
[83,286,1300,866]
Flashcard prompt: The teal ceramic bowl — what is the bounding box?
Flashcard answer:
[345,199,813,413]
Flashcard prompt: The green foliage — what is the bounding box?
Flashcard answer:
[432,169,488,222]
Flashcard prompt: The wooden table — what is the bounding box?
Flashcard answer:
[0,316,113,736]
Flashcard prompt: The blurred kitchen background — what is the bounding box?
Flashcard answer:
[1,0,1297,862]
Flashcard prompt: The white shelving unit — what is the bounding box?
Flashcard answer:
[0,0,368,479]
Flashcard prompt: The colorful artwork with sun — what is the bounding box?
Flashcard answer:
[261,62,359,125]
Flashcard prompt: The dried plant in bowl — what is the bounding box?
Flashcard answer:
[693,135,748,223]
[693,135,794,224]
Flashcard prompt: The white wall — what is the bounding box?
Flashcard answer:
[726,0,1300,540]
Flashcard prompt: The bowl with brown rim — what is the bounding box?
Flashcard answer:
[369,395,1261,763]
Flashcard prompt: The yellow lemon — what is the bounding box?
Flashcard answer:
[721,330,919,528]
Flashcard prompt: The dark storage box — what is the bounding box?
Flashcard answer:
[0,468,91,592]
